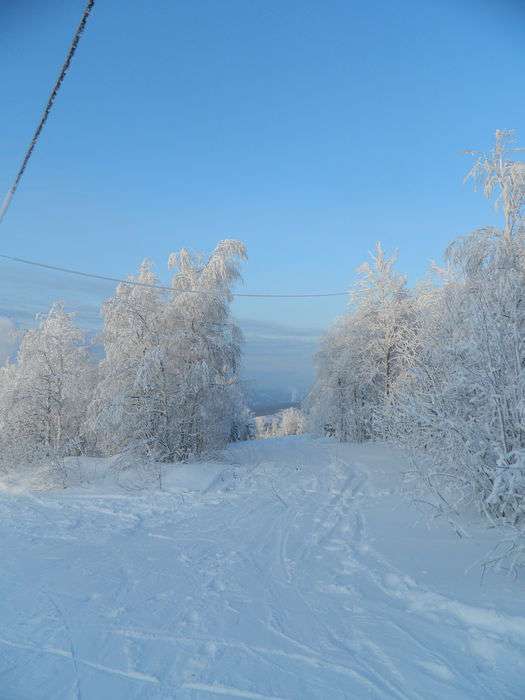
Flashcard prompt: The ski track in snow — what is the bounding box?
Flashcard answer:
[0,437,523,699]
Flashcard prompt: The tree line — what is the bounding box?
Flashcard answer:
[306,131,525,558]
[0,240,252,481]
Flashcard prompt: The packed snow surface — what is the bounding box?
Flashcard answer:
[1,437,524,699]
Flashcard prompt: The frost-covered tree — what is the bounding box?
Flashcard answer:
[89,260,170,460]
[166,239,247,460]
[352,244,412,403]
[307,244,411,441]
[466,129,525,240]
[306,315,358,440]
[0,303,94,474]
[91,240,248,464]
[390,131,525,537]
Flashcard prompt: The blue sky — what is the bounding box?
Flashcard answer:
[1,0,524,400]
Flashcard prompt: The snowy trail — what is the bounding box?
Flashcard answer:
[0,437,524,699]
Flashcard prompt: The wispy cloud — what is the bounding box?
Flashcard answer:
[0,259,112,329]
[0,263,325,401]
[239,318,323,404]
[239,317,323,343]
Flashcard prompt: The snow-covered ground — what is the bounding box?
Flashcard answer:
[0,437,523,699]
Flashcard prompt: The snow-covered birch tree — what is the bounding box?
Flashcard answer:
[89,260,170,462]
[0,303,94,477]
[91,240,248,465]
[165,239,247,460]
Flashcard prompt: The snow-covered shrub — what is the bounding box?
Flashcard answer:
[230,403,256,442]
[278,407,305,436]
[254,408,304,438]
[254,414,278,438]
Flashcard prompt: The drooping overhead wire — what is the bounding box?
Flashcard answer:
[0,0,96,225]
[0,254,349,299]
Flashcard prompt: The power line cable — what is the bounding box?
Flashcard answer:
[0,0,96,224]
[0,254,349,299]
[0,0,348,300]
